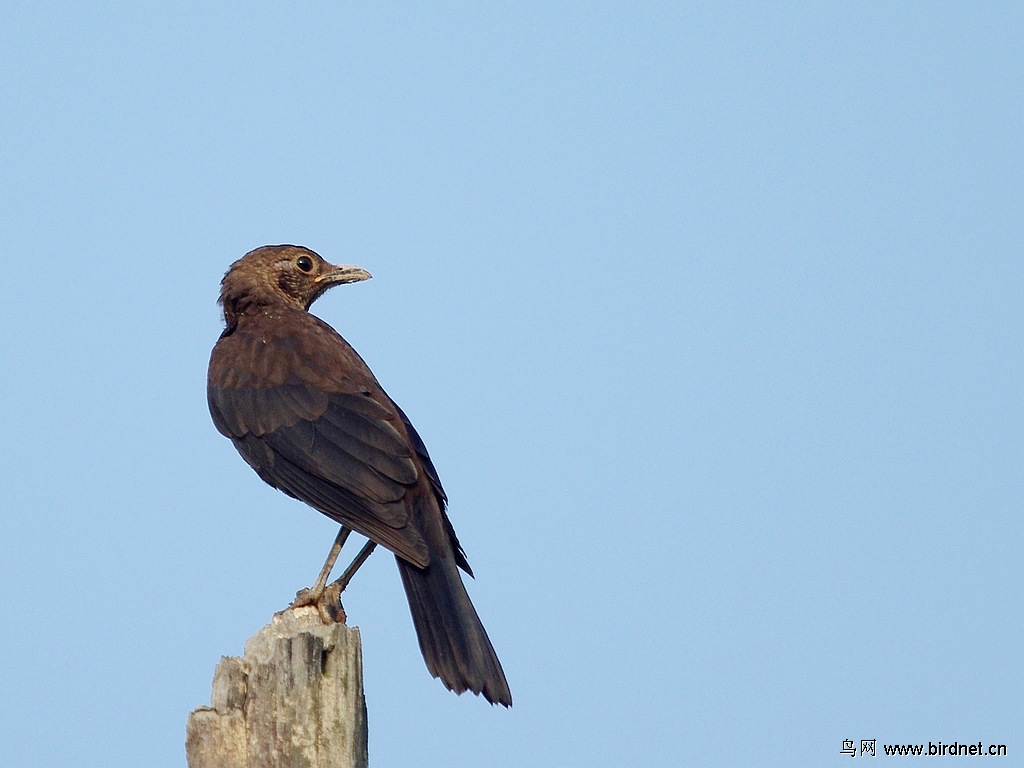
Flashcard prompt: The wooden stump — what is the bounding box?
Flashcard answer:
[186,606,368,768]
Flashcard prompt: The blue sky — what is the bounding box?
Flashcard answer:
[1,3,1020,766]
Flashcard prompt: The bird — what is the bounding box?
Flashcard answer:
[207,244,511,706]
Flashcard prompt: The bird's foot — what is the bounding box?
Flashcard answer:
[289,582,346,625]
[317,582,347,624]
[291,585,321,608]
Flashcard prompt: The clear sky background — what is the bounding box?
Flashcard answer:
[0,3,1020,766]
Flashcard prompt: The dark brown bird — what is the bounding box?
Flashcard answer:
[207,244,511,706]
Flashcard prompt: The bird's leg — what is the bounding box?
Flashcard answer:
[328,540,378,593]
[292,526,351,608]
[289,531,376,626]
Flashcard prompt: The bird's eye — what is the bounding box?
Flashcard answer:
[296,255,314,273]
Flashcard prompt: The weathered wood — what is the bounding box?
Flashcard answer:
[186,606,368,768]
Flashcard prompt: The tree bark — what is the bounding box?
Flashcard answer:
[186,606,368,768]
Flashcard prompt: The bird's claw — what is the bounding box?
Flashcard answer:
[291,586,319,608]
[289,583,346,625]
[318,582,347,624]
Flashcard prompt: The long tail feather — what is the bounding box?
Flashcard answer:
[397,552,512,706]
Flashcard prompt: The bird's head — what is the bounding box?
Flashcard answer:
[218,244,371,326]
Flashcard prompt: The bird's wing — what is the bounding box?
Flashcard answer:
[208,327,430,567]
[392,402,446,503]
[392,402,473,575]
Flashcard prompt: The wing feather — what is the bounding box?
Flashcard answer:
[234,434,429,566]
[208,319,431,567]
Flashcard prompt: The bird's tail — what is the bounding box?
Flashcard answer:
[397,551,512,706]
